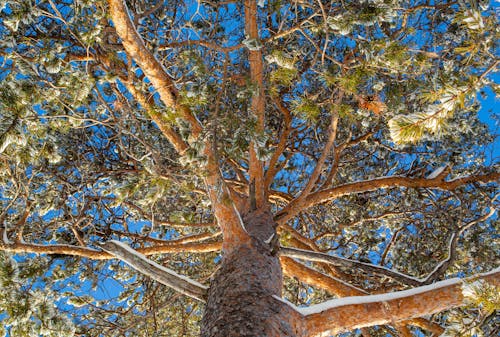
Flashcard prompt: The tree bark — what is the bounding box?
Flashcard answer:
[201,211,303,337]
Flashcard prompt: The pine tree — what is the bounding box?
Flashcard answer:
[0,0,499,336]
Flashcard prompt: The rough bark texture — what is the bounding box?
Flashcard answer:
[201,212,302,337]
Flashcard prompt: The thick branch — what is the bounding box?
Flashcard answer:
[280,255,446,335]
[107,0,250,250]
[300,268,500,336]
[280,256,367,297]
[107,0,201,134]
[276,171,500,224]
[99,240,208,302]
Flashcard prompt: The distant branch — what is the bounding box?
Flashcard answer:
[285,218,500,297]
[265,97,292,189]
[302,114,340,197]
[159,39,242,53]
[421,199,498,284]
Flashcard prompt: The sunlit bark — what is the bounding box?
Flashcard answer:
[302,269,500,336]
[107,0,250,251]
[244,0,266,209]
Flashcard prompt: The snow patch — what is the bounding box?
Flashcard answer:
[265,234,275,244]
[272,295,299,311]
[461,279,484,299]
[427,165,448,179]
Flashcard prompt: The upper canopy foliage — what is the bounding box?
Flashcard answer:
[0,0,498,336]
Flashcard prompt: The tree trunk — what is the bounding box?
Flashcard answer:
[200,210,303,337]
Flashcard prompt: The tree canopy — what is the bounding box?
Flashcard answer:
[0,0,499,336]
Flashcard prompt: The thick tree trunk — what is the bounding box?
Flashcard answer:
[200,210,303,337]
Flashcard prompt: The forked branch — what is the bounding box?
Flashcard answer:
[107,0,251,250]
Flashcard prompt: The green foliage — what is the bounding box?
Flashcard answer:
[293,97,321,123]
[388,86,473,144]
[0,253,75,337]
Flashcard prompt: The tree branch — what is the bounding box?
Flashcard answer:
[99,240,208,302]
[107,0,251,250]
[0,236,221,260]
[299,93,342,198]
[123,81,188,153]
[280,256,368,297]
[265,97,292,190]
[279,223,352,281]
[280,256,446,336]
[107,0,201,134]
[421,199,498,284]
[281,201,497,288]
[245,0,265,208]
[275,171,500,224]
[300,268,500,336]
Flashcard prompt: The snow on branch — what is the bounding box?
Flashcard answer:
[99,240,208,302]
[426,165,449,180]
[299,267,500,337]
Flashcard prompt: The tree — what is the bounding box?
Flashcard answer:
[0,0,498,336]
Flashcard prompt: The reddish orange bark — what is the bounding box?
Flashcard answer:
[107,0,251,252]
[244,0,266,209]
[100,3,500,336]
[302,270,500,336]
[281,256,366,297]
